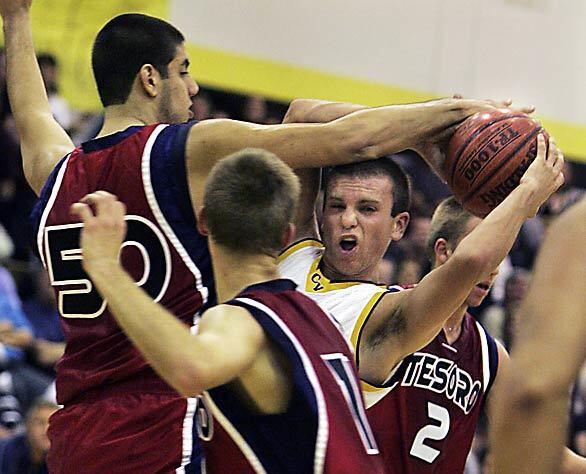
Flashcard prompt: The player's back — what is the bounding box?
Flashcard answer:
[366,313,498,473]
[197,279,385,474]
[32,122,212,405]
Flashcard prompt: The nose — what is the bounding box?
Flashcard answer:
[340,208,358,229]
[189,77,199,98]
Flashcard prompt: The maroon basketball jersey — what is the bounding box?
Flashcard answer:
[196,279,385,474]
[366,312,499,473]
[31,123,213,404]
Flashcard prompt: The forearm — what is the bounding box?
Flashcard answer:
[491,379,569,474]
[328,99,467,168]
[455,183,537,279]
[0,329,33,348]
[3,11,52,135]
[87,262,205,395]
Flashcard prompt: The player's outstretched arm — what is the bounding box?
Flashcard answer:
[70,191,266,397]
[490,197,586,474]
[0,0,74,195]
[283,98,367,124]
[358,135,564,385]
[279,101,360,242]
[184,98,502,207]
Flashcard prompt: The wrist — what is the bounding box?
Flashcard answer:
[83,258,121,280]
[513,180,540,217]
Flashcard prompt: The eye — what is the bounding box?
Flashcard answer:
[360,206,377,213]
[329,203,345,210]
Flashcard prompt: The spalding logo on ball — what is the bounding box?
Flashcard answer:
[444,109,549,217]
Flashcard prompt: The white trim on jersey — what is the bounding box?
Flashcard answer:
[203,393,268,474]
[475,321,491,392]
[234,297,329,474]
[175,397,198,474]
[141,124,209,305]
[36,155,71,269]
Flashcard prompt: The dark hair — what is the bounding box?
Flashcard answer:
[37,53,57,69]
[425,197,474,264]
[323,156,411,215]
[92,14,184,106]
[204,148,300,255]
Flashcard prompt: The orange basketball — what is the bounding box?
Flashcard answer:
[444,110,548,217]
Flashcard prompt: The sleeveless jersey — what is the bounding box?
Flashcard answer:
[366,305,499,473]
[31,123,214,404]
[278,239,389,348]
[279,240,499,473]
[196,279,384,474]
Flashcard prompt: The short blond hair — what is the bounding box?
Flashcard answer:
[204,148,300,255]
[426,197,474,264]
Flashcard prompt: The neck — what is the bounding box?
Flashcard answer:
[442,304,467,343]
[210,245,281,302]
[97,101,158,137]
[321,256,376,283]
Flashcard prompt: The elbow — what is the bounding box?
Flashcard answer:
[167,362,205,398]
[506,376,568,414]
[450,247,491,282]
[283,98,310,123]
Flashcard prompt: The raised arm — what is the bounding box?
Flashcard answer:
[490,197,586,474]
[70,191,266,397]
[0,0,75,195]
[358,135,564,384]
[185,98,501,207]
[487,341,586,474]
[280,100,369,241]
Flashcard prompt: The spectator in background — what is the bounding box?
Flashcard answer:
[191,91,213,120]
[480,268,530,348]
[0,272,52,412]
[0,399,57,474]
[242,94,268,123]
[544,161,585,218]
[37,53,76,133]
[22,269,64,375]
[0,393,22,439]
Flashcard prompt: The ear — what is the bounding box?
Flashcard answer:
[196,206,208,236]
[137,64,161,98]
[434,238,452,266]
[282,223,296,249]
[390,211,410,241]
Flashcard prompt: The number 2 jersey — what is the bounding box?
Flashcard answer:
[197,278,384,474]
[278,239,500,473]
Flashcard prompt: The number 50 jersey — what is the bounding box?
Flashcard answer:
[32,123,213,405]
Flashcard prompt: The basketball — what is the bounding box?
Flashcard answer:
[444,110,548,217]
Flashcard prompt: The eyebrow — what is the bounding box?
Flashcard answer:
[328,196,381,205]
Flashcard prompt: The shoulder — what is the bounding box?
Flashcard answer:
[278,238,324,264]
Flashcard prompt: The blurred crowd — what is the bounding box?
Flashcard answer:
[0,49,584,471]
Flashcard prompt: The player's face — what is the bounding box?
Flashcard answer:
[321,174,406,281]
[159,44,199,123]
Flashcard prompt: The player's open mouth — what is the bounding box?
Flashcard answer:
[476,282,490,291]
[339,237,357,253]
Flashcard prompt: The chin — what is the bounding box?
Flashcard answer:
[466,296,485,308]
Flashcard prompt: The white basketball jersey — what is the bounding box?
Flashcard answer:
[278,239,390,349]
